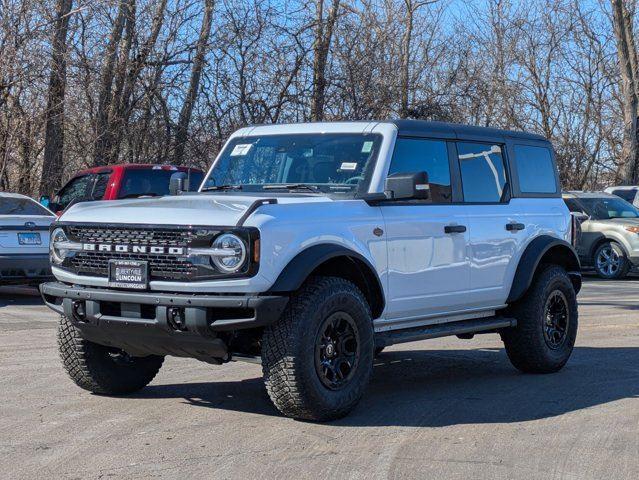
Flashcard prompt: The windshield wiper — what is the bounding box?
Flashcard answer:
[262,184,320,192]
[120,192,162,199]
[201,184,243,191]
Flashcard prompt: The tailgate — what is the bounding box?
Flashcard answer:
[0,216,52,254]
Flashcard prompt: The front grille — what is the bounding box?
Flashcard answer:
[66,225,202,281]
[67,226,193,247]
[71,251,196,280]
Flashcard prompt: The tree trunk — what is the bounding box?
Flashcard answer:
[310,0,340,121]
[93,0,129,166]
[173,0,215,165]
[40,0,73,195]
[399,2,413,118]
[612,0,639,184]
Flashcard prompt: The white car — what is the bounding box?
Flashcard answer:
[40,120,581,421]
[0,192,55,285]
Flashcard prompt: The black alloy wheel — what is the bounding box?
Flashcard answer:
[315,312,361,390]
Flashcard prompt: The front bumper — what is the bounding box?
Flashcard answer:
[40,282,289,362]
[0,254,52,284]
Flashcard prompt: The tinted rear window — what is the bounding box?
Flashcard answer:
[0,197,52,216]
[611,189,637,203]
[514,145,557,194]
[118,169,203,199]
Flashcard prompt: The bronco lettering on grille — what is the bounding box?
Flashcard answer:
[82,244,185,255]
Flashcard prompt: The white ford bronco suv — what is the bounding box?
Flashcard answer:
[40,120,581,421]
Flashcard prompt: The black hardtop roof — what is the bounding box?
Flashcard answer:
[387,119,547,142]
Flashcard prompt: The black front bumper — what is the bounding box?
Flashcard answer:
[0,254,52,285]
[40,282,289,362]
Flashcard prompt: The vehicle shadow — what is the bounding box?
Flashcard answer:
[0,286,43,308]
[134,346,639,426]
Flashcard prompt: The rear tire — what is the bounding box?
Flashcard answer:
[57,315,164,394]
[502,265,578,374]
[261,276,374,421]
[593,241,629,279]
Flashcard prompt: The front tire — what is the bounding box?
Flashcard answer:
[593,241,629,279]
[261,276,374,421]
[57,315,164,394]
[501,265,578,374]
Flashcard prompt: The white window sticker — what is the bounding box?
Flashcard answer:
[361,141,373,153]
[230,144,253,156]
[340,162,358,171]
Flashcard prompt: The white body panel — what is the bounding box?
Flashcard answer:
[0,193,54,255]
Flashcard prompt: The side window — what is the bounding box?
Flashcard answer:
[457,142,507,203]
[564,198,585,214]
[388,138,452,202]
[514,145,557,194]
[57,175,95,210]
[612,189,637,203]
[91,173,111,200]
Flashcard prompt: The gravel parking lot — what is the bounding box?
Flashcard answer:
[1,277,638,480]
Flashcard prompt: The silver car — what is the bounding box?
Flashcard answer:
[0,192,55,285]
[563,191,639,279]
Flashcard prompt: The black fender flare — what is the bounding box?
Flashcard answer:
[507,235,581,303]
[267,244,385,317]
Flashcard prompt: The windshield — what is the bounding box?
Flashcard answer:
[118,169,203,199]
[579,197,639,220]
[0,197,53,216]
[201,133,383,197]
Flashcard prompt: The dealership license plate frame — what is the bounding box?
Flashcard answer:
[108,259,149,290]
[17,232,41,245]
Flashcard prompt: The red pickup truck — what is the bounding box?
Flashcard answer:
[45,164,204,215]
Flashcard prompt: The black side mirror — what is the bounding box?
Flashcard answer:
[169,172,189,195]
[385,171,430,200]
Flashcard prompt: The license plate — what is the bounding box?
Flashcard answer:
[18,232,41,245]
[108,260,148,289]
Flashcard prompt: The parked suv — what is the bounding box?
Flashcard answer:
[563,191,639,279]
[43,164,204,215]
[40,120,581,421]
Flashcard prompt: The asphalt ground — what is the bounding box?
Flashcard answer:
[1,276,638,479]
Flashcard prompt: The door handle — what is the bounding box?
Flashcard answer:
[444,225,467,234]
[506,222,525,231]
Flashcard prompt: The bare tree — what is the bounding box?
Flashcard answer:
[174,0,215,165]
[310,0,340,121]
[40,0,73,195]
[611,0,639,184]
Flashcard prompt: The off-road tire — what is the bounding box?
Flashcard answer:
[57,315,164,394]
[593,241,630,279]
[261,276,374,421]
[501,265,578,374]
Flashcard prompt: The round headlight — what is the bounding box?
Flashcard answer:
[50,227,69,265]
[211,233,247,273]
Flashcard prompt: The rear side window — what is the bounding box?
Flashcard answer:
[92,172,111,200]
[0,197,53,216]
[611,188,637,203]
[564,198,585,214]
[457,142,507,203]
[514,145,557,194]
[388,138,452,202]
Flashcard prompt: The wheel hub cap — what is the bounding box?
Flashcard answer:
[596,246,620,276]
[543,290,570,349]
[315,312,360,390]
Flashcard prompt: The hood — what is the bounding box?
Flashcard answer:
[591,217,639,227]
[59,193,332,226]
